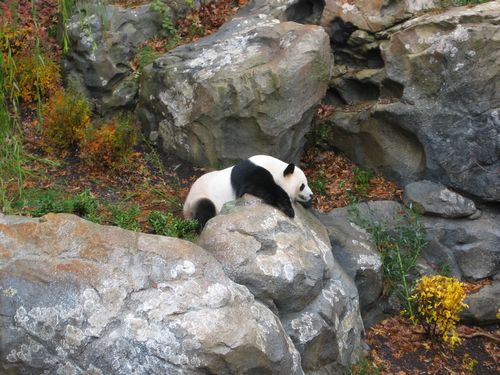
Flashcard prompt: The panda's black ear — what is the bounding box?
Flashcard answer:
[283,163,295,176]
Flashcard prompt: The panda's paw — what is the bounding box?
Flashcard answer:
[282,205,295,218]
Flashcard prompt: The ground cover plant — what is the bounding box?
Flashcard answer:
[0,0,498,373]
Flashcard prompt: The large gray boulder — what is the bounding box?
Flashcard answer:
[63,3,163,114]
[198,196,365,373]
[0,213,302,374]
[137,14,332,167]
[422,207,500,280]
[317,2,500,201]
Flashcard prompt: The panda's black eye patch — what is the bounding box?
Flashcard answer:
[300,183,305,191]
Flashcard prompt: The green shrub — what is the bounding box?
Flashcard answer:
[13,188,72,216]
[353,167,373,197]
[137,45,161,69]
[350,205,426,319]
[306,121,332,150]
[310,174,328,195]
[0,98,25,212]
[350,358,381,375]
[0,28,26,212]
[11,188,101,221]
[72,189,100,222]
[450,0,489,5]
[150,0,178,41]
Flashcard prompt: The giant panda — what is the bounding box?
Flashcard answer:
[183,155,314,232]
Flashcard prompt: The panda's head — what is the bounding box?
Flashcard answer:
[282,163,314,208]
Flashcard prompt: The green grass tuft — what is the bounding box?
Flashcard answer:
[148,210,198,240]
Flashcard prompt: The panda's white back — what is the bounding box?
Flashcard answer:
[249,155,288,178]
[183,166,235,218]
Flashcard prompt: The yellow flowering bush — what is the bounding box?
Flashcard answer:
[411,275,468,348]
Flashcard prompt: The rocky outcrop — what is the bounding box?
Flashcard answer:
[241,0,439,31]
[317,2,500,201]
[137,14,332,167]
[0,213,302,374]
[198,196,365,373]
[63,3,163,114]
[321,0,439,33]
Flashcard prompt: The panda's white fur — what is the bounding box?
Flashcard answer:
[183,166,235,218]
[183,155,313,224]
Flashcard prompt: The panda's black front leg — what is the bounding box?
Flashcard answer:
[273,190,295,218]
[242,183,295,218]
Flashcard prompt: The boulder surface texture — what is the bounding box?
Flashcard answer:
[138,14,332,167]
[0,213,302,374]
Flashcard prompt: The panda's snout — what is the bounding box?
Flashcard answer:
[299,193,313,202]
[298,193,313,209]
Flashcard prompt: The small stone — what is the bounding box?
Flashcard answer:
[403,180,477,218]
[467,209,482,220]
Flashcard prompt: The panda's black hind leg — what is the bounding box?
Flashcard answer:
[193,198,216,233]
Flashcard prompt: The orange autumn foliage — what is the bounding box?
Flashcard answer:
[0,22,61,104]
[80,115,138,169]
[41,89,91,152]
[16,53,61,103]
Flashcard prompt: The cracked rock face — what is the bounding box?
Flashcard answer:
[137,13,332,167]
[198,196,365,373]
[314,201,499,327]
[422,207,500,281]
[321,0,439,33]
[0,213,302,374]
[319,3,500,201]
